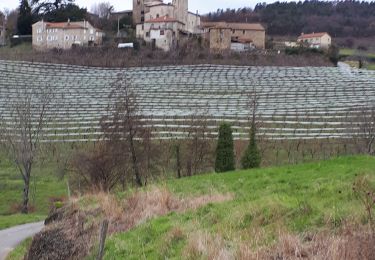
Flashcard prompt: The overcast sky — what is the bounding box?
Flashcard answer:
[0,0,276,14]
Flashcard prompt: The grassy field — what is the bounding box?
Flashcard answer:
[339,48,375,58]
[6,155,375,259]
[0,156,67,230]
[104,156,375,259]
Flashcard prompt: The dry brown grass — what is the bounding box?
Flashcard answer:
[184,231,234,260]
[108,187,233,233]
[26,186,233,259]
[184,224,375,260]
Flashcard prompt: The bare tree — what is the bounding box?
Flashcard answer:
[101,74,147,187]
[0,86,53,213]
[184,112,212,176]
[90,2,114,19]
[356,104,375,154]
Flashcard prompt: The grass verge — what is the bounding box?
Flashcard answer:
[5,238,32,260]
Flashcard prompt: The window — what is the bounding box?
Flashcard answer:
[65,35,69,41]
[142,25,144,30]
[156,14,159,18]
[243,30,245,34]
[146,32,150,37]
[90,29,94,34]
[160,30,165,35]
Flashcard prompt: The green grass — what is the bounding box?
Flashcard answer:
[105,156,375,259]
[366,64,375,70]
[5,238,32,260]
[340,48,375,59]
[339,48,356,56]
[0,156,67,230]
[0,43,33,55]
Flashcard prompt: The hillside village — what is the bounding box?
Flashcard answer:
[0,0,373,70]
[1,0,336,53]
[0,0,375,260]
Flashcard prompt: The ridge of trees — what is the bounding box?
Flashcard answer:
[204,0,375,37]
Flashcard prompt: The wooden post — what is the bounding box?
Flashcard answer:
[97,219,109,260]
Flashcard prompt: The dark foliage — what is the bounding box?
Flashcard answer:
[215,123,235,173]
[31,0,87,22]
[40,4,87,22]
[17,0,33,35]
[241,122,261,169]
[204,1,375,37]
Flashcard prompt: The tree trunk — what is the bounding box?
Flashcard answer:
[176,144,181,178]
[22,176,30,214]
[129,135,142,187]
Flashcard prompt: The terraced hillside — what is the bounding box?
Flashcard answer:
[0,60,374,142]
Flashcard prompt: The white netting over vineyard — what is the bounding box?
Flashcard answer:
[1,60,374,142]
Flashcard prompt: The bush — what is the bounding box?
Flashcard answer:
[241,122,261,169]
[215,123,235,173]
[327,45,340,65]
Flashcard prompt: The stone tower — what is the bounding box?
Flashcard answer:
[173,0,188,26]
[132,0,153,25]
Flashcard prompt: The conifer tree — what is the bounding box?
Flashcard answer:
[17,0,33,35]
[241,120,261,169]
[215,123,235,172]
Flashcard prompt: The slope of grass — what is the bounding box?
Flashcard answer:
[105,156,375,259]
[0,157,67,230]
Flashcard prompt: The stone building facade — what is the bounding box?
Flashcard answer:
[32,20,103,50]
[297,32,332,49]
[134,0,202,51]
[203,22,266,51]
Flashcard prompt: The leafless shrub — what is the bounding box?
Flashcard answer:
[70,142,123,192]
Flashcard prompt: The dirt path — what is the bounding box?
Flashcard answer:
[0,222,44,260]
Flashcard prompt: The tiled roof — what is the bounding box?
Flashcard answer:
[45,22,86,30]
[202,22,265,31]
[145,16,181,23]
[298,32,329,39]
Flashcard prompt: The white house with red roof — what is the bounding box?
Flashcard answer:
[32,20,104,50]
[135,0,202,51]
[297,32,332,49]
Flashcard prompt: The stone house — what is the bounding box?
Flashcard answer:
[134,0,202,51]
[202,22,266,51]
[297,32,332,49]
[32,20,104,50]
[136,16,184,51]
